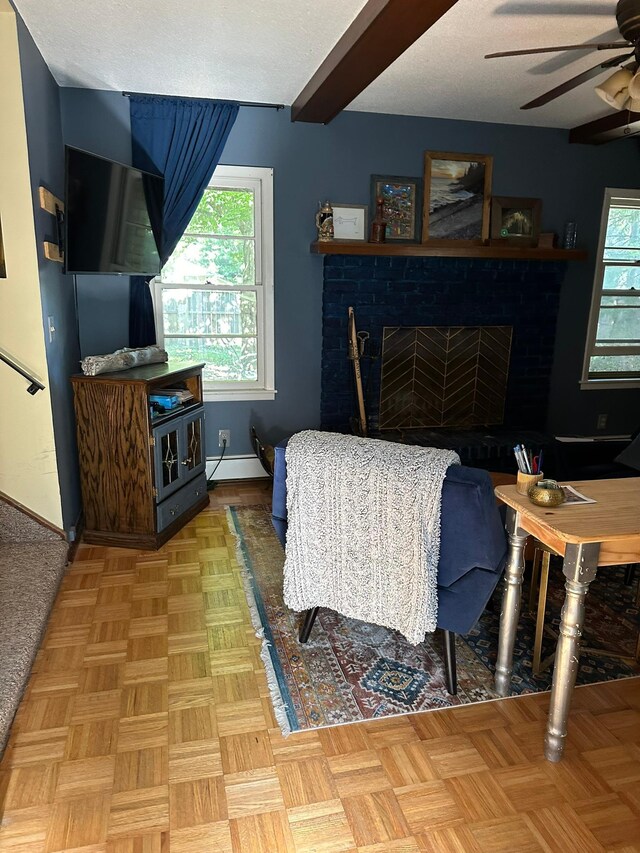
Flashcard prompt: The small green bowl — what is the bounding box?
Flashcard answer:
[528,479,565,507]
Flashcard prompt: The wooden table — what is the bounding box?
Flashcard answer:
[494,478,640,762]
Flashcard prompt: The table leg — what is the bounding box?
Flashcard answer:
[544,541,600,762]
[495,507,529,697]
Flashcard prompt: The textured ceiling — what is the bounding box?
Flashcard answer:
[13,0,624,128]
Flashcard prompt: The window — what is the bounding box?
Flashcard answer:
[582,188,640,389]
[154,165,274,401]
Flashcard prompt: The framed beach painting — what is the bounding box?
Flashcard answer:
[422,152,493,244]
[370,175,422,242]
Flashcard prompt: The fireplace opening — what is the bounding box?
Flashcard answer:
[379,325,513,431]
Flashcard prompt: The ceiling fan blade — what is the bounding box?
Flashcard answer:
[495,3,614,15]
[486,42,630,59]
[521,55,631,109]
[530,28,622,74]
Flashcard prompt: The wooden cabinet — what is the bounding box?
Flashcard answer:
[71,362,209,549]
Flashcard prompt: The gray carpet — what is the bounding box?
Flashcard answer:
[0,502,68,755]
[0,500,63,543]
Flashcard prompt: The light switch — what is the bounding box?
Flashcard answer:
[47,316,56,343]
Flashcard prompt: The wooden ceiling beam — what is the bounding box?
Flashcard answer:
[569,110,640,144]
[291,0,460,124]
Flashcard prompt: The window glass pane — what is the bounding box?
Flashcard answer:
[602,248,640,262]
[603,265,640,289]
[186,187,254,237]
[162,235,255,285]
[604,206,640,253]
[162,289,256,336]
[163,336,258,382]
[589,354,640,374]
[595,306,640,341]
[601,294,640,307]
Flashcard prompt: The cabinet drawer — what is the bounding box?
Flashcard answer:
[156,474,207,532]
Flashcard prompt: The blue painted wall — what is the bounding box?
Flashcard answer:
[16,19,82,531]
[59,89,640,455]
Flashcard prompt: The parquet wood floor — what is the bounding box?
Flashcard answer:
[1,480,639,852]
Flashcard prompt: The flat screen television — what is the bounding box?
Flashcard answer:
[64,146,164,275]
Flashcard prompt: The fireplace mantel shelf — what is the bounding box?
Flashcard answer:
[310,241,588,261]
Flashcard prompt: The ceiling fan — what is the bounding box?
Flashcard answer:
[486,0,640,111]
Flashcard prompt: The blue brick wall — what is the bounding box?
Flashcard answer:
[321,255,565,433]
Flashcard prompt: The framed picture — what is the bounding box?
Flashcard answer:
[422,151,493,244]
[332,204,368,241]
[370,175,422,242]
[491,196,542,247]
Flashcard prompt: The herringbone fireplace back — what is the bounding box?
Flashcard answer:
[379,326,513,430]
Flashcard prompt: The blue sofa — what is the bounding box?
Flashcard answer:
[271,439,508,694]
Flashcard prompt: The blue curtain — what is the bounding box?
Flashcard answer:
[129,95,239,347]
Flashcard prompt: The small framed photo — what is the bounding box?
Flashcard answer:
[370,175,422,242]
[491,197,541,247]
[422,151,493,244]
[332,204,368,241]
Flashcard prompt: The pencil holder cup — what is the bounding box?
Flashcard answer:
[516,471,543,496]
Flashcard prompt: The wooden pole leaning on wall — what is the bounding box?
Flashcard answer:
[348,306,368,437]
[39,187,64,264]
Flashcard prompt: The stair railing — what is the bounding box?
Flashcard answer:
[0,351,45,394]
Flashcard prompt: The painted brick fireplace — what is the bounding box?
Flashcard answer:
[321,255,566,434]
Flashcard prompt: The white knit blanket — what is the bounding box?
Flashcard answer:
[283,431,459,645]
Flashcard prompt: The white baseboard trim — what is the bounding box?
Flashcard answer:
[206,454,269,482]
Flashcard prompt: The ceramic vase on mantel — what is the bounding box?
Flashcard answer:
[316,201,334,242]
[370,196,387,243]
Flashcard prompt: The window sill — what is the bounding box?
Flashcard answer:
[580,380,640,391]
[203,389,277,402]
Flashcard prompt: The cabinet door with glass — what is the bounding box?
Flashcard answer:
[181,408,206,481]
[152,407,206,503]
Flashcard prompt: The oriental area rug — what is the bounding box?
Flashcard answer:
[227,505,640,735]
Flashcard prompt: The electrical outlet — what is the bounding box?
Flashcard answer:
[218,429,230,447]
[597,413,608,430]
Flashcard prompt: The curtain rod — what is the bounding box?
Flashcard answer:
[122,91,285,110]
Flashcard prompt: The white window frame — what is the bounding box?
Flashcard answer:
[154,165,275,402]
[581,187,640,391]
